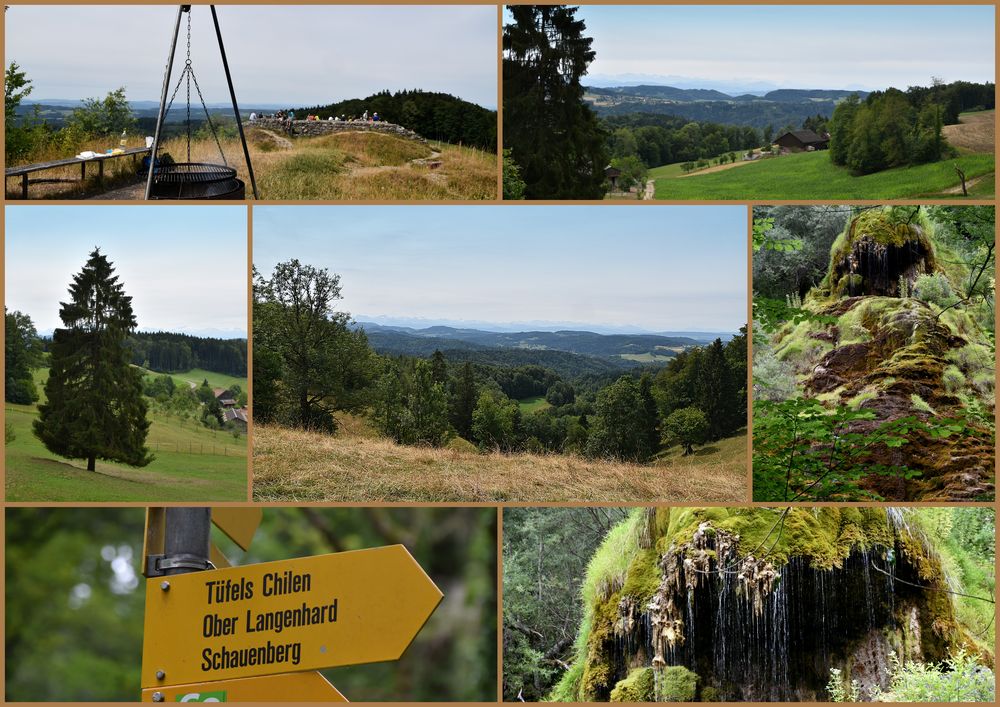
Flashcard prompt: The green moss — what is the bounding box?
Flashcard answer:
[651,508,895,571]
[824,208,939,302]
[610,667,655,702]
[549,659,584,702]
[945,343,994,383]
[910,394,937,415]
[658,666,698,702]
[583,510,646,607]
[622,548,662,603]
[941,365,966,394]
[847,388,878,410]
[773,318,834,369]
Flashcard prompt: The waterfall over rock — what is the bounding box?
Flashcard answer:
[562,508,987,702]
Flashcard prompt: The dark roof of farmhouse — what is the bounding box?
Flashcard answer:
[777,129,828,144]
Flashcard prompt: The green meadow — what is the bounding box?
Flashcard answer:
[5,368,247,502]
[652,151,994,200]
[517,396,551,414]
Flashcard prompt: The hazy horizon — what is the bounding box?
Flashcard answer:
[253,205,747,333]
[5,5,497,109]
[353,314,738,337]
[505,5,994,92]
[5,206,248,337]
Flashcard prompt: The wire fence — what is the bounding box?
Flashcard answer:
[150,443,245,457]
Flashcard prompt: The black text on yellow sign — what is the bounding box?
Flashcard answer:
[141,545,443,687]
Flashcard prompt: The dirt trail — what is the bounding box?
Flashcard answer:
[941,173,992,195]
[677,159,753,178]
[255,128,293,150]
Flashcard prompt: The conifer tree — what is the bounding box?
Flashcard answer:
[33,249,152,471]
[450,361,477,439]
[503,5,608,199]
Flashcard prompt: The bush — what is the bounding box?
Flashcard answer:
[912,273,957,309]
[753,348,798,401]
[878,651,994,702]
[610,667,654,702]
[5,377,38,405]
[658,666,698,702]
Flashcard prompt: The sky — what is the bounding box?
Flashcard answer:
[5,206,248,337]
[4,5,497,107]
[253,206,747,333]
[507,5,995,92]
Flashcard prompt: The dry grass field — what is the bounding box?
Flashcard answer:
[5,128,497,200]
[251,423,748,503]
[942,110,995,154]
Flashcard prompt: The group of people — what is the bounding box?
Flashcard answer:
[246,109,383,125]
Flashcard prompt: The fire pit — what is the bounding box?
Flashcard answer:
[148,162,245,200]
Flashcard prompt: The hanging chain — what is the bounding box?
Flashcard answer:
[159,7,229,168]
[185,11,192,162]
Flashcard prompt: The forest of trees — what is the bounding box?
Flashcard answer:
[828,80,993,174]
[603,113,761,170]
[5,308,42,405]
[503,5,608,199]
[297,89,497,151]
[126,332,247,377]
[254,259,747,463]
[5,60,137,164]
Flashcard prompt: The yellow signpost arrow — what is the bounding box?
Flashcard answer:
[141,671,347,702]
[210,508,262,550]
[141,544,443,688]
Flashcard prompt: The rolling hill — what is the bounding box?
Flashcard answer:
[357,323,732,375]
[585,84,867,128]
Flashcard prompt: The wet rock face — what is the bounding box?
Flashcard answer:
[600,525,960,701]
[828,214,936,298]
[831,235,934,297]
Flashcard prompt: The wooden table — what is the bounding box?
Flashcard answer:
[5,147,151,199]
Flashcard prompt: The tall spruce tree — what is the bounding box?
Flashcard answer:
[503,5,608,199]
[450,361,477,440]
[33,249,152,471]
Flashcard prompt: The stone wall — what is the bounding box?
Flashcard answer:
[251,118,427,144]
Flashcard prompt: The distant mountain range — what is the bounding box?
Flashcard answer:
[584,85,868,129]
[12,100,285,128]
[357,322,729,360]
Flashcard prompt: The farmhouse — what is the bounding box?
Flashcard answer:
[214,388,237,408]
[774,129,829,152]
[604,164,622,191]
[223,407,248,432]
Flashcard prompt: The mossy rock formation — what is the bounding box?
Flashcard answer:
[825,209,937,299]
[553,508,988,702]
[773,209,994,501]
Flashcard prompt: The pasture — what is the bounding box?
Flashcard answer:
[517,396,551,413]
[5,367,247,502]
[653,150,993,200]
